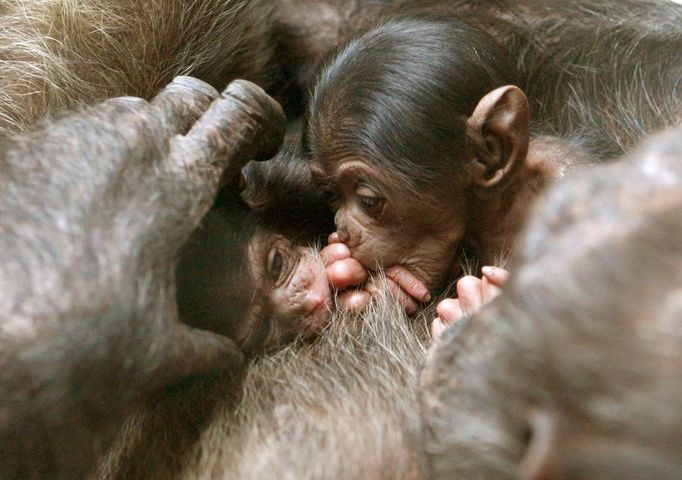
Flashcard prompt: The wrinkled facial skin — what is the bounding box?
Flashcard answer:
[311,158,467,292]
[239,231,332,353]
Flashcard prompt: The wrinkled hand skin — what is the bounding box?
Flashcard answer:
[321,235,431,315]
[0,76,285,479]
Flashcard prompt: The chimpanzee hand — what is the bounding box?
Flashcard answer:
[431,266,509,337]
[321,234,431,315]
[0,76,284,474]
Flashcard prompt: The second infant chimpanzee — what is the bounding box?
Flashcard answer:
[310,16,585,309]
[176,126,337,355]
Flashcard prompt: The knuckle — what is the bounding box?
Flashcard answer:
[167,76,219,99]
[107,96,148,109]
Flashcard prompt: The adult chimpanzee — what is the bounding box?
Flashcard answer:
[420,125,682,480]
[0,77,289,479]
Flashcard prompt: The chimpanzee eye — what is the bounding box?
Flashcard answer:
[356,185,385,214]
[323,189,342,205]
[359,195,379,208]
[267,249,285,284]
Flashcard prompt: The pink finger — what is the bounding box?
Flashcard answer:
[320,243,351,265]
[431,318,447,338]
[481,266,510,287]
[380,278,420,315]
[328,232,346,244]
[456,275,483,315]
[481,276,503,303]
[385,265,431,302]
[436,298,464,325]
[337,290,371,312]
[326,258,369,289]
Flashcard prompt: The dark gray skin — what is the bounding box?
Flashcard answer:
[0,76,285,479]
[419,126,682,480]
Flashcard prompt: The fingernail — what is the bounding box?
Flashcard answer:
[423,292,432,302]
[482,266,495,276]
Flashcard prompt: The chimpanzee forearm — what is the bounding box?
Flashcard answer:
[0,76,284,479]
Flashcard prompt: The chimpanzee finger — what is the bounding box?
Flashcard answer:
[320,242,352,265]
[328,232,350,244]
[328,232,342,244]
[367,278,420,315]
[104,96,149,109]
[167,79,285,198]
[385,265,431,303]
[481,276,503,303]
[481,266,510,288]
[148,322,244,391]
[456,275,483,315]
[149,76,219,138]
[337,289,372,313]
[436,298,464,325]
[431,318,447,338]
[326,257,369,289]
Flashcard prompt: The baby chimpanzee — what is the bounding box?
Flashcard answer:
[176,129,337,355]
[310,16,584,311]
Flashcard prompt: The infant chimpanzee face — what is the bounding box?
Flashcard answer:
[239,229,331,353]
[308,18,528,293]
[176,197,331,355]
[309,157,466,292]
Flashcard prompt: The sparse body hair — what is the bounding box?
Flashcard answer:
[99,294,432,480]
[515,0,682,157]
[0,0,276,136]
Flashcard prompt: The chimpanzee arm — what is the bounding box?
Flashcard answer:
[0,76,284,479]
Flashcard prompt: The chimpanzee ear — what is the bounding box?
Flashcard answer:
[466,85,530,192]
[518,408,559,480]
